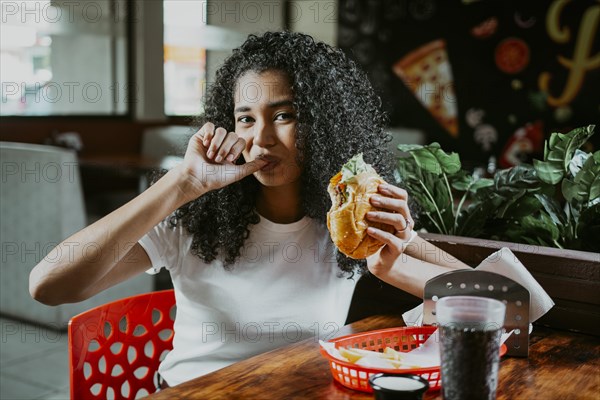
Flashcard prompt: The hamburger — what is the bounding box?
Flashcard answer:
[327,154,394,259]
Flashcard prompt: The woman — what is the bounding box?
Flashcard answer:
[29,31,468,387]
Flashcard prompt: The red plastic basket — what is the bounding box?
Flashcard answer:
[320,326,441,393]
[321,326,507,393]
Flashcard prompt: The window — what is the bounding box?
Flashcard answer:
[0,0,128,116]
[163,0,206,116]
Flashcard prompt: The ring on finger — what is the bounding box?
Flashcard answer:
[395,216,409,234]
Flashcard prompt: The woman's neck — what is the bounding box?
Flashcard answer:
[256,182,304,224]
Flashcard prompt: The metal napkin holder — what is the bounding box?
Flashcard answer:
[423,270,530,357]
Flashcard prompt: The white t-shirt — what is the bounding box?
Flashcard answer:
[138,214,358,386]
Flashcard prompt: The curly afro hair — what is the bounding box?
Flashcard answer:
[169,31,396,275]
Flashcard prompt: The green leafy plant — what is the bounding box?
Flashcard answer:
[395,125,599,252]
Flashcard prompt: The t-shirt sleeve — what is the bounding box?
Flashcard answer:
[138,218,182,275]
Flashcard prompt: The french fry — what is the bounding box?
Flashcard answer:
[383,347,402,361]
[338,347,365,363]
[334,345,430,370]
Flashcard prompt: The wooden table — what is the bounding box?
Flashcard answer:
[78,154,162,194]
[79,154,181,176]
[146,315,600,399]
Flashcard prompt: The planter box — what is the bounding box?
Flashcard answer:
[347,234,600,336]
[421,233,600,336]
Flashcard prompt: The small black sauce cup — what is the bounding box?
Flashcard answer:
[368,373,430,400]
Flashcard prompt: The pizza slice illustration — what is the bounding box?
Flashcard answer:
[392,40,459,137]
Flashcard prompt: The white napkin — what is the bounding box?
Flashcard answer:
[402,304,425,327]
[476,247,554,322]
[402,247,555,325]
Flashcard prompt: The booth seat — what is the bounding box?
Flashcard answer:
[0,142,153,328]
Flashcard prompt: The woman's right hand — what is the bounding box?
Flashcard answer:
[176,122,268,202]
[30,122,266,305]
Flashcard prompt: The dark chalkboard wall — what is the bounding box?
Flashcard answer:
[338,0,599,168]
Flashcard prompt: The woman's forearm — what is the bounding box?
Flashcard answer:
[29,166,196,305]
[404,235,470,270]
[367,235,470,298]
[374,254,469,298]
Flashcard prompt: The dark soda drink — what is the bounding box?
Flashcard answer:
[439,324,501,400]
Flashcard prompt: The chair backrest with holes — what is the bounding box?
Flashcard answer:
[69,289,176,400]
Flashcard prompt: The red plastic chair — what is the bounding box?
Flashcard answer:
[69,289,176,399]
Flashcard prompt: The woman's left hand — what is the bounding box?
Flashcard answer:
[365,183,415,274]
